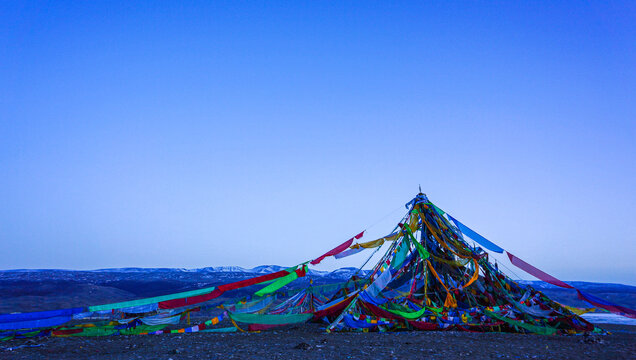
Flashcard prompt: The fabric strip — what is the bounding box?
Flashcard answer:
[311,237,355,265]
[506,252,574,289]
[447,215,504,253]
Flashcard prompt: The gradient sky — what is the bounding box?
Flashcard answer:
[1,1,634,285]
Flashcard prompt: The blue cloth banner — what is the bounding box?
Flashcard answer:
[119,303,159,314]
[0,308,83,324]
[334,247,364,259]
[447,215,504,253]
[0,315,72,330]
[577,290,636,318]
[359,289,388,306]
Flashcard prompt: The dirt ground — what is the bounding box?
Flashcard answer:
[1,323,634,360]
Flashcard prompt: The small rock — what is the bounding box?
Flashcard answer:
[293,342,312,350]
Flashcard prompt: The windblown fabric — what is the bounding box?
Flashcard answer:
[350,232,400,249]
[576,290,636,318]
[255,267,306,297]
[0,315,72,331]
[561,305,595,316]
[0,193,623,337]
[365,269,392,298]
[146,314,225,334]
[391,240,410,270]
[447,215,504,253]
[218,269,297,292]
[160,268,305,309]
[229,313,312,325]
[89,287,217,312]
[359,290,388,306]
[229,297,275,314]
[119,303,159,314]
[343,314,391,328]
[351,238,384,249]
[200,327,236,333]
[484,310,557,335]
[313,293,358,319]
[0,308,83,324]
[158,289,223,309]
[383,305,427,320]
[506,252,574,289]
[311,232,363,265]
[140,314,182,326]
[334,247,364,259]
[517,303,554,318]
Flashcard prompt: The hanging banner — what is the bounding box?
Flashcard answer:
[254,266,306,297]
[140,314,182,326]
[365,269,392,298]
[506,252,574,289]
[447,215,504,253]
[311,232,363,265]
[334,247,364,259]
[0,308,83,324]
[229,312,312,325]
[89,287,217,312]
[576,290,636,318]
[158,289,224,309]
[0,315,72,331]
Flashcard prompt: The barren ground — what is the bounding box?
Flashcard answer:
[1,323,634,360]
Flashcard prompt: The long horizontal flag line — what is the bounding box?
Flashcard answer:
[0,231,366,329]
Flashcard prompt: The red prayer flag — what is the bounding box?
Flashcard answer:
[158,288,223,309]
[310,237,355,265]
[506,252,574,289]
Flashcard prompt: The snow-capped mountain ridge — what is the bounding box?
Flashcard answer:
[0,265,366,279]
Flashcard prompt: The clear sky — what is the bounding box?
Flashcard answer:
[1,1,634,285]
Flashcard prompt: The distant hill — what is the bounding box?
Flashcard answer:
[0,267,634,313]
[516,280,636,310]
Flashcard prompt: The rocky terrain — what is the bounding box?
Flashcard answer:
[1,323,634,359]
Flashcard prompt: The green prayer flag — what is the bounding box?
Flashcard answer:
[229,312,312,325]
[254,268,299,297]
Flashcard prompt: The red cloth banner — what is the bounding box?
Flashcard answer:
[218,269,294,292]
[159,268,301,309]
[158,289,223,309]
[312,296,355,319]
[506,252,574,289]
[311,235,360,265]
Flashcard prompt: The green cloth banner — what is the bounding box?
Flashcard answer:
[64,324,168,337]
[120,325,167,335]
[406,209,430,260]
[382,304,441,320]
[229,312,312,325]
[427,203,445,216]
[200,327,237,333]
[385,306,427,320]
[88,287,216,312]
[391,239,411,270]
[485,310,557,335]
[254,268,299,297]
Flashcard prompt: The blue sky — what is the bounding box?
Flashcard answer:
[1,1,634,284]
